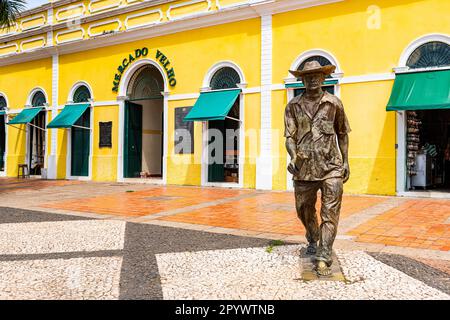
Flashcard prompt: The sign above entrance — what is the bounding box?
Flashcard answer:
[156,49,177,87]
[112,48,177,92]
[112,48,149,92]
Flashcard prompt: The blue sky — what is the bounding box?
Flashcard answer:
[25,0,49,10]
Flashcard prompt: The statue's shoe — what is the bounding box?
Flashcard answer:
[306,242,317,255]
[315,260,332,277]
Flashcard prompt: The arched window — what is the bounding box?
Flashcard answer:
[297,55,334,79]
[127,65,164,100]
[210,67,240,90]
[31,91,46,107]
[73,85,91,103]
[406,41,450,69]
[0,96,6,111]
[294,55,336,96]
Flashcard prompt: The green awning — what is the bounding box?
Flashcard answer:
[285,79,338,88]
[184,89,241,122]
[47,103,90,128]
[8,107,43,125]
[386,69,450,111]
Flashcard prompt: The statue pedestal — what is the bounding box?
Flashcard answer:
[299,247,346,282]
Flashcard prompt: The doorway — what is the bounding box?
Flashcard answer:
[70,85,91,177]
[0,113,5,173]
[28,110,46,175]
[406,109,450,192]
[28,91,46,176]
[123,65,164,179]
[207,99,240,183]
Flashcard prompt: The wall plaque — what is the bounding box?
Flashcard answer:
[99,121,112,148]
[174,107,193,154]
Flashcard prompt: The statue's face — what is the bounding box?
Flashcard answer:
[302,72,325,91]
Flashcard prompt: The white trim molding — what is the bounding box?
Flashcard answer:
[20,36,46,52]
[203,60,246,88]
[0,43,19,57]
[20,14,47,31]
[287,48,343,81]
[55,27,85,45]
[68,81,95,102]
[256,14,272,190]
[55,3,86,22]
[117,59,169,183]
[88,0,122,14]
[340,73,395,84]
[0,92,8,176]
[26,87,49,106]
[87,18,122,37]
[118,58,169,96]
[124,9,163,30]
[398,33,450,68]
[167,93,200,101]
[167,0,212,21]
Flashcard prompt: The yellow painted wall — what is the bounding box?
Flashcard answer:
[57,18,261,183]
[58,18,261,102]
[1,0,447,196]
[271,0,450,195]
[0,58,52,176]
[56,117,69,179]
[242,92,260,189]
[272,0,450,79]
[167,99,202,186]
[92,106,118,181]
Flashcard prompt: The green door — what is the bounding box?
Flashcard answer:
[0,116,5,171]
[71,109,90,176]
[124,101,142,178]
[208,120,225,182]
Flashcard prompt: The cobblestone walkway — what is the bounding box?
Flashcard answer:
[1,178,449,255]
[0,178,449,299]
[0,207,447,300]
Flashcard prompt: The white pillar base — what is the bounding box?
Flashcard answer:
[255,155,273,190]
[47,155,57,179]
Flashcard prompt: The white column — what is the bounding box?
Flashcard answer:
[162,91,170,185]
[47,54,58,179]
[255,14,273,190]
[396,111,406,193]
[47,8,53,46]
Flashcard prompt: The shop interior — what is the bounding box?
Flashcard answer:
[28,111,46,176]
[0,115,5,172]
[124,65,164,179]
[407,110,450,191]
[207,99,240,183]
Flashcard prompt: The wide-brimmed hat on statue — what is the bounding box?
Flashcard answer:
[289,60,336,78]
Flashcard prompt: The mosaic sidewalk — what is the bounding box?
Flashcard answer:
[0,207,448,300]
[1,178,449,254]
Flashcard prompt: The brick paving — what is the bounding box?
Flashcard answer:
[41,186,254,217]
[159,192,387,236]
[0,178,449,300]
[0,178,84,193]
[347,199,450,251]
[1,177,449,253]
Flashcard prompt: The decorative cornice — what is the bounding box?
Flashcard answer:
[1,0,171,43]
[0,0,343,66]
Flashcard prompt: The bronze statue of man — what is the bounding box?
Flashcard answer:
[284,60,351,276]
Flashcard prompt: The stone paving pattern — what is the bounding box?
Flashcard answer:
[157,245,448,300]
[0,178,449,299]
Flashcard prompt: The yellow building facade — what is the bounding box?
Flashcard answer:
[0,0,449,196]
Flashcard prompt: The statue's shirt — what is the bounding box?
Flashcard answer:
[284,91,351,181]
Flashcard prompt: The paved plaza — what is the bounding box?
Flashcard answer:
[0,178,448,299]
